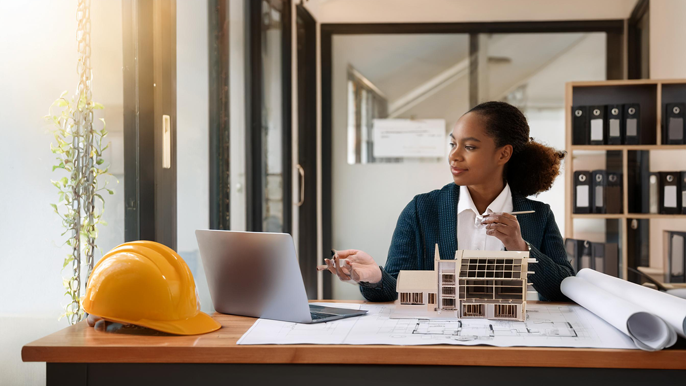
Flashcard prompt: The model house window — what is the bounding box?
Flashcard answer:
[469,285,490,294]
[428,293,436,304]
[400,292,424,305]
[494,304,518,318]
[441,298,456,309]
[463,303,485,317]
[441,273,455,283]
[494,279,524,300]
[442,286,456,295]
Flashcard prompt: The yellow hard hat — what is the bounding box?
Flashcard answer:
[83,240,221,335]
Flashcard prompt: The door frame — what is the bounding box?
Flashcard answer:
[628,0,650,79]
[319,20,626,297]
[122,0,177,249]
[295,4,319,298]
[208,0,231,230]
[244,0,293,233]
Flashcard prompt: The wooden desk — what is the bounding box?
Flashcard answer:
[22,301,686,386]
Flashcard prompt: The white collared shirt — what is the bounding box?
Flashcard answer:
[457,183,514,251]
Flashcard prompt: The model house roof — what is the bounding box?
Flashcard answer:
[397,270,437,292]
[460,250,530,259]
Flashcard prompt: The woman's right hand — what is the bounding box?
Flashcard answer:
[325,249,382,284]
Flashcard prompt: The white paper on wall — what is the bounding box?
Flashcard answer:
[372,119,446,158]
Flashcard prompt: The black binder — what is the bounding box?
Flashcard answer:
[659,171,681,214]
[666,231,686,283]
[592,170,607,214]
[623,104,641,145]
[572,106,590,145]
[580,240,592,270]
[682,171,686,215]
[627,151,650,213]
[664,103,685,145]
[589,242,617,277]
[606,172,622,214]
[604,243,619,277]
[627,218,650,283]
[649,172,660,214]
[591,242,604,273]
[564,238,584,272]
[573,171,592,214]
[607,105,623,145]
[589,105,607,145]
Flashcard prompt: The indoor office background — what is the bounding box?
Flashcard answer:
[331,32,607,300]
[2,0,686,384]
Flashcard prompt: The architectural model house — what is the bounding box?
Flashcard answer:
[395,245,536,321]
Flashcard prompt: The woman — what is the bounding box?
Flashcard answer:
[325,101,574,302]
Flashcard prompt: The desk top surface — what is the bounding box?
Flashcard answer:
[21,301,686,369]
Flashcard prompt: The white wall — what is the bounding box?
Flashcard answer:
[648,0,686,270]
[306,0,637,23]
[0,1,124,384]
[332,35,465,300]
[650,0,686,80]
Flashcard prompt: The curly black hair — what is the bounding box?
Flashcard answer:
[467,101,565,196]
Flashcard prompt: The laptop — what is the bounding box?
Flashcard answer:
[195,230,367,324]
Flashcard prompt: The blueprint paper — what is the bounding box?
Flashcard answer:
[311,302,363,310]
[576,269,686,338]
[237,303,638,349]
[561,275,675,351]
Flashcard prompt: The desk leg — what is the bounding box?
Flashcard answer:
[47,363,87,386]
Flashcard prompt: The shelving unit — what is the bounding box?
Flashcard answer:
[564,79,686,282]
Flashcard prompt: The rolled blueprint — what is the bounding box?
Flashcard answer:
[577,268,686,338]
[561,275,676,351]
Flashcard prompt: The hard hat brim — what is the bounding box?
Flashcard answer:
[105,311,222,336]
[139,311,222,335]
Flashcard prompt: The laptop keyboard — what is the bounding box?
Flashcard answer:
[310,312,335,320]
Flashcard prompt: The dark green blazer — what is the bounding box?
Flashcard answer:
[359,182,575,302]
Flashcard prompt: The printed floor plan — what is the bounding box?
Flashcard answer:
[238,303,638,349]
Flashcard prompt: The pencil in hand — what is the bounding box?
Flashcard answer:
[316,249,338,271]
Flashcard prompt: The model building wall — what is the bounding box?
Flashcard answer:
[394,248,534,321]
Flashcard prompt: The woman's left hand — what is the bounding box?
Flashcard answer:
[87,314,126,333]
[481,212,528,251]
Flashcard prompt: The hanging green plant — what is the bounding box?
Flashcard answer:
[46,0,114,325]
[46,91,112,325]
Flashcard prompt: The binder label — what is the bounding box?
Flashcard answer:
[590,119,603,141]
[595,186,604,207]
[576,185,589,207]
[672,234,684,276]
[669,117,684,140]
[626,118,637,136]
[609,119,620,137]
[665,185,678,208]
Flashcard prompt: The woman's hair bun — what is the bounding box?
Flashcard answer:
[507,139,565,197]
[467,101,565,196]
